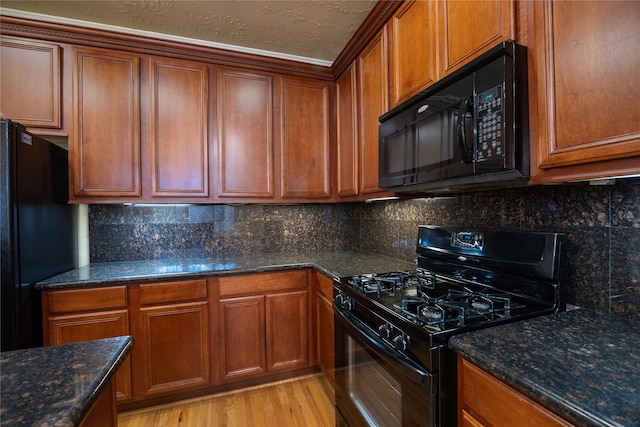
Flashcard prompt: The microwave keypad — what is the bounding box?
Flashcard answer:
[477,86,503,161]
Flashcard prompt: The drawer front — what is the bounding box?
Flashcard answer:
[316,272,334,300]
[139,279,207,305]
[47,286,127,314]
[219,270,307,297]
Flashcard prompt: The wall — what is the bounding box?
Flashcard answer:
[89,179,639,319]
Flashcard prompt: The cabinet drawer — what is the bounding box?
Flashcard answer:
[47,286,127,314]
[219,270,307,297]
[316,272,334,300]
[139,279,207,305]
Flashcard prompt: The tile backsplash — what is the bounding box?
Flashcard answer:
[89,179,639,319]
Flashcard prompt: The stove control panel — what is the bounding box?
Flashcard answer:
[452,231,484,250]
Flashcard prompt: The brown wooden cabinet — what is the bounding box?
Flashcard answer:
[149,57,210,198]
[217,68,274,198]
[315,272,335,387]
[136,279,211,397]
[458,356,574,427]
[528,0,640,183]
[70,47,141,199]
[336,62,359,198]
[280,76,332,199]
[358,26,389,195]
[42,286,133,402]
[216,270,310,383]
[0,36,61,129]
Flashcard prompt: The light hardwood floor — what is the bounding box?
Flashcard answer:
[117,374,335,427]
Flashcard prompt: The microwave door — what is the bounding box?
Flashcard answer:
[379,115,415,188]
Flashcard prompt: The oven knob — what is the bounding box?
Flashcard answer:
[342,297,355,311]
[378,323,392,339]
[334,293,345,306]
[393,334,410,351]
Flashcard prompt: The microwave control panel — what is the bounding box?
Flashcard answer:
[476,85,503,162]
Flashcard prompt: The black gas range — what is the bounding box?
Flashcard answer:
[333,226,566,427]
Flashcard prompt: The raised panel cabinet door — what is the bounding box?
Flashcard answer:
[219,295,266,381]
[440,0,515,75]
[533,0,640,171]
[336,62,359,197]
[358,26,389,195]
[266,290,309,371]
[47,310,132,402]
[217,68,273,198]
[316,290,335,387]
[389,0,438,106]
[72,47,140,197]
[139,301,210,396]
[0,36,61,128]
[280,76,331,199]
[149,58,209,197]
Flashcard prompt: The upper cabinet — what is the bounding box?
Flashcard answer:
[71,47,141,199]
[280,76,332,199]
[217,68,274,199]
[529,0,640,183]
[149,57,210,198]
[0,36,62,130]
[358,26,389,195]
[336,62,359,198]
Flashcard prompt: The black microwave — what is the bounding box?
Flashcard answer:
[378,42,529,194]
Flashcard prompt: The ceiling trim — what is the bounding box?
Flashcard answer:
[0,7,334,67]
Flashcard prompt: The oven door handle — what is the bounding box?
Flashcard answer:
[335,306,434,385]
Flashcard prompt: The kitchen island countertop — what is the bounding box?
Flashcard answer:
[36,249,415,289]
[0,336,134,426]
[449,309,640,427]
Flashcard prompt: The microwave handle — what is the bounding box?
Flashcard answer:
[457,96,474,164]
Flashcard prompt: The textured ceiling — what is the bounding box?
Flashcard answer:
[0,0,378,65]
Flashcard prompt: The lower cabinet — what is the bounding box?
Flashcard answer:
[315,272,335,387]
[216,270,311,383]
[458,355,574,427]
[43,286,133,402]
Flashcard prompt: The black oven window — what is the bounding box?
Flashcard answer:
[347,335,402,427]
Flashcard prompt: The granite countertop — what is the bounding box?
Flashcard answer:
[0,336,134,427]
[449,309,640,427]
[36,249,415,289]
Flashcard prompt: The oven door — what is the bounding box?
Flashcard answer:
[334,306,437,427]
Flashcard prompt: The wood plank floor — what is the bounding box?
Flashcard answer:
[117,374,335,427]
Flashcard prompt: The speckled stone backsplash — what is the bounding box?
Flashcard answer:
[90,179,639,319]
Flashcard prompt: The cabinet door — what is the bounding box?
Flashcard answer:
[139,301,210,396]
[0,36,61,128]
[266,290,309,371]
[336,62,359,197]
[532,0,640,176]
[47,310,132,401]
[217,68,274,198]
[440,0,514,75]
[280,76,331,199]
[218,295,266,381]
[72,47,140,197]
[389,0,438,106]
[149,57,209,198]
[358,26,389,195]
[316,274,335,387]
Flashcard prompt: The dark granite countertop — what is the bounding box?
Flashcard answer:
[36,249,415,289]
[0,336,134,427]
[449,309,640,427]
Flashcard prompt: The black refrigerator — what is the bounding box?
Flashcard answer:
[1,118,76,351]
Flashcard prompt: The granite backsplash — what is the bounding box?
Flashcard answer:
[89,179,639,319]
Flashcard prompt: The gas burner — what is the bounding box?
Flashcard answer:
[349,271,419,297]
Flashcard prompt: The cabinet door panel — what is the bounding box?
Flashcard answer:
[266,290,308,371]
[534,0,640,170]
[150,58,209,197]
[0,36,61,128]
[47,310,132,401]
[219,295,266,380]
[336,62,359,197]
[390,0,437,106]
[358,27,389,194]
[281,77,331,198]
[218,68,273,198]
[440,0,514,75]
[72,48,140,197]
[316,289,335,387]
[139,302,210,396]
